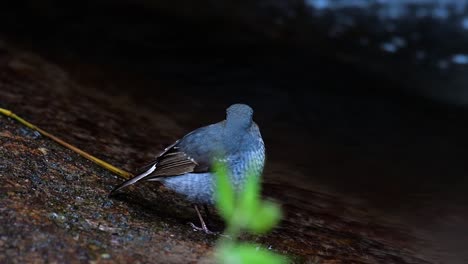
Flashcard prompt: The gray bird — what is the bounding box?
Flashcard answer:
[110,103,265,234]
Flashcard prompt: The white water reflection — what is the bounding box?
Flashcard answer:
[307,0,468,20]
[380,36,406,53]
[452,54,468,64]
[462,17,468,29]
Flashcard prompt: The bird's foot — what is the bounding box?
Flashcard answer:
[189,222,218,235]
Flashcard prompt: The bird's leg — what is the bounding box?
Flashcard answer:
[189,204,216,235]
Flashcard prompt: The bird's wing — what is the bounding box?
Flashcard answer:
[109,123,223,194]
[147,145,200,177]
[153,122,224,175]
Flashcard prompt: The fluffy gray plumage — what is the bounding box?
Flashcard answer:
[110,104,265,205]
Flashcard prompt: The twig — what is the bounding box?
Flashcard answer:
[0,107,133,179]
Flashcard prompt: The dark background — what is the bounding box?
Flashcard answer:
[1,0,468,263]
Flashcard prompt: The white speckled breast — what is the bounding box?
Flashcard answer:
[162,142,265,205]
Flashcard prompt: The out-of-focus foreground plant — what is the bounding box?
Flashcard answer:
[213,161,289,264]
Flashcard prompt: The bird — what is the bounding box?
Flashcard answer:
[109,103,265,234]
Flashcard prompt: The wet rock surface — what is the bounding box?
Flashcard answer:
[0,119,216,263]
[0,38,442,263]
[0,46,217,263]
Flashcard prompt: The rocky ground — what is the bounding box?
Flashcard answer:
[0,36,441,263]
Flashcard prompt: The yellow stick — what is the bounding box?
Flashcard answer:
[0,107,133,179]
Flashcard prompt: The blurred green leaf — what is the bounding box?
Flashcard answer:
[217,243,289,264]
[247,201,282,234]
[214,161,235,221]
[213,157,288,263]
[238,169,260,224]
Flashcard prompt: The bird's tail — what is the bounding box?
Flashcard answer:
[109,164,157,196]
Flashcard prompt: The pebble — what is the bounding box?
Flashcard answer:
[38,147,48,155]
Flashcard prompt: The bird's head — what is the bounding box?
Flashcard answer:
[226,103,253,129]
